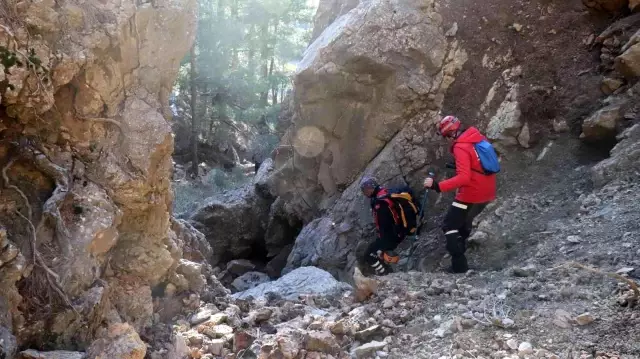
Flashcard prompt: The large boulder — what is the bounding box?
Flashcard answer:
[189,185,273,266]
[232,266,352,300]
[583,0,629,13]
[0,326,18,359]
[580,102,625,143]
[310,0,359,42]
[270,0,467,222]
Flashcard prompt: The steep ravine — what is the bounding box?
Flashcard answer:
[1,0,640,359]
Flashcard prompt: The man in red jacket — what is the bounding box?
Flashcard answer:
[423,115,497,273]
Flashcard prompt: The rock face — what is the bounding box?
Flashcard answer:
[271,0,467,223]
[189,185,273,266]
[310,0,359,42]
[592,123,640,185]
[0,0,198,351]
[189,163,301,267]
[232,266,352,300]
[580,102,624,142]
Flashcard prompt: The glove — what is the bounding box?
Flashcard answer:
[431,180,441,193]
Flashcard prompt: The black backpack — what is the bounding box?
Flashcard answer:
[373,186,420,237]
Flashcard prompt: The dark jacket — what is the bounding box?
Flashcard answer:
[370,187,403,243]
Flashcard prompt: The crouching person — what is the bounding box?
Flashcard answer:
[359,177,419,276]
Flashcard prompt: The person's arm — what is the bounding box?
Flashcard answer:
[375,201,398,241]
[436,146,472,192]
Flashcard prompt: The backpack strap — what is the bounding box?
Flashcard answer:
[374,195,401,226]
[453,142,487,175]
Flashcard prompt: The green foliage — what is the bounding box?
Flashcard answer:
[0,46,23,71]
[172,0,314,150]
[0,46,49,91]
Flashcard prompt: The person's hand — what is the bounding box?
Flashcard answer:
[423,177,434,188]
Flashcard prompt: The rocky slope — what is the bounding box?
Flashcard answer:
[267,0,640,281]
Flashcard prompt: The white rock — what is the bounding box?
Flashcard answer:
[518,342,533,355]
[566,235,582,244]
[616,267,635,274]
[353,341,387,359]
[506,339,518,350]
[208,339,225,356]
[382,298,394,309]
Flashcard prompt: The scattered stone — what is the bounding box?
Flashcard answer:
[553,119,570,133]
[518,122,531,148]
[512,23,523,32]
[18,350,86,359]
[576,312,595,325]
[353,341,387,359]
[208,339,225,356]
[382,298,394,309]
[198,313,228,328]
[506,339,519,350]
[616,42,640,78]
[308,321,324,330]
[190,305,219,326]
[518,342,534,355]
[187,332,205,346]
[226,259,257,276]
[446,22,459,37]
[355,325,384,342]
[580,103,623,142]
[202,324,234,339]
[231,271,271,292]
[433,320,454,338]
[329,320,347,335]
[584,34,596,46]
[512,264,536,277]
[304,331,339,354]
[566,235,582,244]
[86,323,146,359]
[553,309,573,329]
[253,308,273,323]
[616,267,635,274]
[602,77,624,94]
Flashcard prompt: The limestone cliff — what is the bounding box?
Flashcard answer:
[0,0,208,354]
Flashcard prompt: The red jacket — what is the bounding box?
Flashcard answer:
[438,127,496,203]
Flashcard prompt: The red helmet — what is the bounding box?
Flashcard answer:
[438,115,461,137]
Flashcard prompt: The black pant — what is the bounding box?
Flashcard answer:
[442,201,488,273]
[363,234,404,275]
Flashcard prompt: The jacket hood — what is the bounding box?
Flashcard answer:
[455,127,485,143]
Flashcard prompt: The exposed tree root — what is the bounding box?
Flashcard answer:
[78,116,126,137]
[1,153,79,316]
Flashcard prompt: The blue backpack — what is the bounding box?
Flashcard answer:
[473,139,500,175]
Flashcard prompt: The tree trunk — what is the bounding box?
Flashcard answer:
[248,25,256,79]
[259,20,270,107]
[230,0,239,69]
[189,43,198,177]
[269,57,277,104]
[217,0,225,18]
